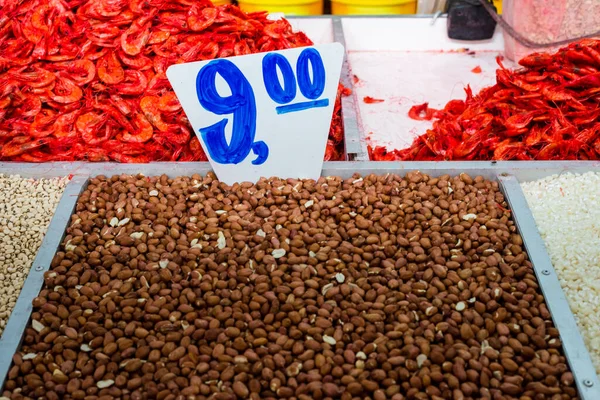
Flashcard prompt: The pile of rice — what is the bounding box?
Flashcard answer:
[521,172,600,374]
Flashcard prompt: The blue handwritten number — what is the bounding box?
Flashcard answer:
[263,48,329,115]
[196,59,268,165]
[297,48,326,99]
[262,53,296,104]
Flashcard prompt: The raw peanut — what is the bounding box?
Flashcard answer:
[460,324,474,340]
[232,381,249,397]
[501,358,519,372]
[500,382,522,395]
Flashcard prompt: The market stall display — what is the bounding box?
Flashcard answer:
[0,0,347,162]
[1,8,600,400]
[369,39,600,161]
[0,172,582,399]
[0,175,68,337]
[522,172,600,375]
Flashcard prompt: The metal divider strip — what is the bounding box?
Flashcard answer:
[332,17,366,161]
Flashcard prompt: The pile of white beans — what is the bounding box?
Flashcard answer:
[0,175,68,337]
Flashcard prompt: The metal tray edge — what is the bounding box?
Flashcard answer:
[331,18,365,161]
[2,160,600,179]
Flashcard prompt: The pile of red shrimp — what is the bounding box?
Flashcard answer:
[370,40,600,161]
[0,0,347,162]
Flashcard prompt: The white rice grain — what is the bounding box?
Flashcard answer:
[521,172,600,375]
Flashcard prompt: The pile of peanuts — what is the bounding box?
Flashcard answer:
[0,174,68,338]
[2,173,578,400]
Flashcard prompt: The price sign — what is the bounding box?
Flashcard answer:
[167,43,344,185]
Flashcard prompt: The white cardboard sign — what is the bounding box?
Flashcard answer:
[167,43,344,185]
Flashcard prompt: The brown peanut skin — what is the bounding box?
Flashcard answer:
[3,173,578,400]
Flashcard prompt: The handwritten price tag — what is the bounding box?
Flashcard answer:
[167,43,344,185]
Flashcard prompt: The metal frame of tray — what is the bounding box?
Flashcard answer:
[0,161,598,399]
[331,17,365,161]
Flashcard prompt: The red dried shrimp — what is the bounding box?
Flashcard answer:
[363,96,384,104]
[0,0,347,162]
[370,39,600,161]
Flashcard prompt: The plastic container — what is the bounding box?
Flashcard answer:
[331,0,417,15]
[416,0,447,14]
[502,0,600,62]
[493,0,502,14]
[237,0,323,15]
[212,0,230,5]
